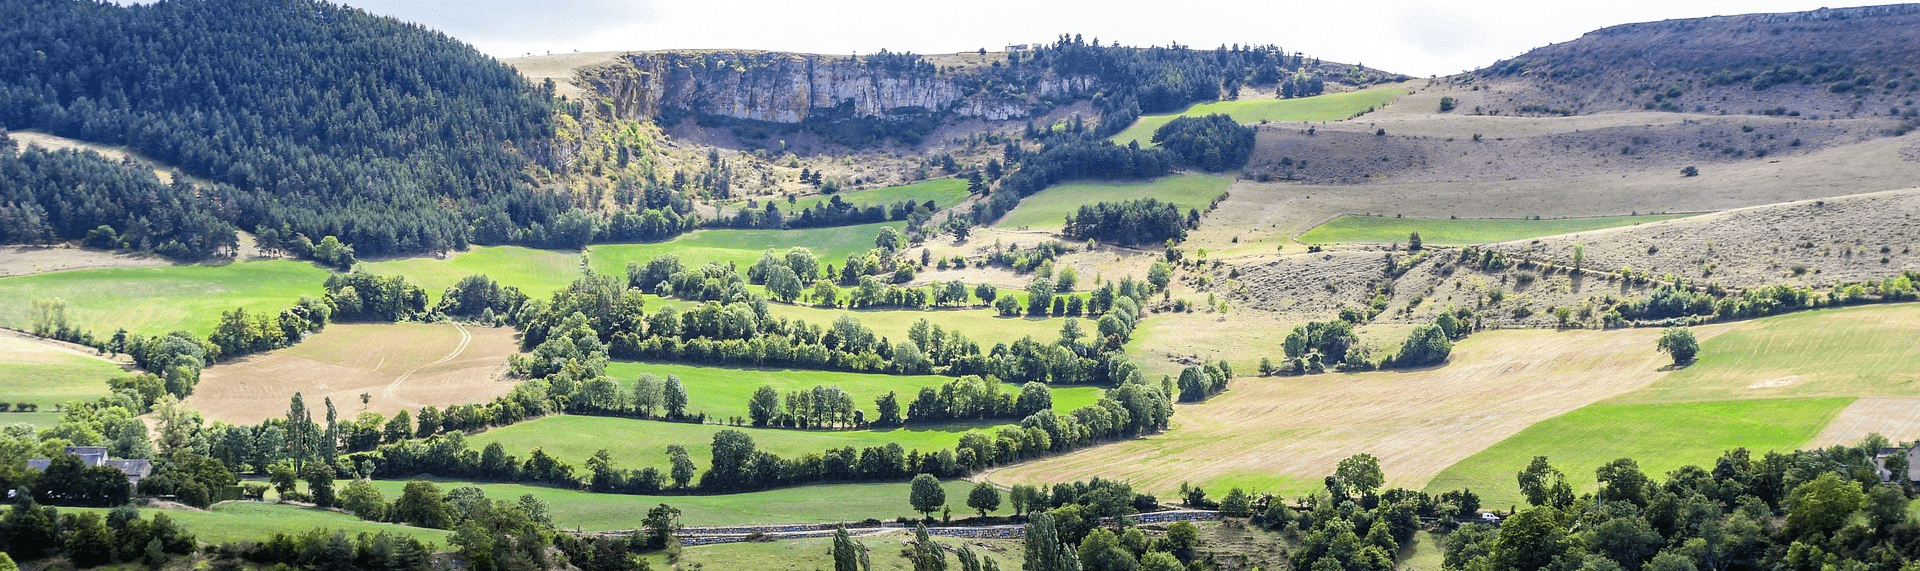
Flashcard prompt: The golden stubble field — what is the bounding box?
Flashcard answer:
[189,322,521,424]
[987,325,1714,497]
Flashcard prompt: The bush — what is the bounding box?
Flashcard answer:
[1656,327,1699,364]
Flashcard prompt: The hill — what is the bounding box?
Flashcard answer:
[0,0,566,257]
[1462,4,1920,118]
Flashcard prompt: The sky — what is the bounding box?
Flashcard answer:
[341,0,1875,77]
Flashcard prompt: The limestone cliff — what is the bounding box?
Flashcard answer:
[576,50,1094,125]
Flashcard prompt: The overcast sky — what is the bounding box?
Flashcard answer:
[342,0,1874,77]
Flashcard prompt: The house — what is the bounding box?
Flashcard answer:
[1004,44,1031,52]
[1874,442,1919,482]
[25,446,153,485]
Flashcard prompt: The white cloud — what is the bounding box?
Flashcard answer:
[338,0,1879,76]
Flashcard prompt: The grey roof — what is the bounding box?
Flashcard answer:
[104,459,152,479]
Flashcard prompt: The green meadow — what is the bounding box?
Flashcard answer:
[1296,213,1697,246]
[1425,398,1851,507]
[0,260,332,337]
[601,361,1104,420]
[586,222,904,278]
[1612,304,1920,405]
[0,349,124,408]
[70,501,451,545]
[991,174,1231,231]
[357,478,999,530]
[465,414,984,473]
[652,531,1024,571]
[359,246,582,303]
[1109,88,1407,146]
[780,178,971,213]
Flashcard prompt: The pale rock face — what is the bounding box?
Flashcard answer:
[579,52,1096,125]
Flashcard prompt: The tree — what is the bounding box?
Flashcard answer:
[341,479,388,521]
[748,385,780,427]
[65,512,115,567]
[832,526,868,571]
[1681,165,1699,177]
[1785,472,1866,540]
[1147,261,1172,291]
[1138,552,1181,571]
[1335,453,1385,498]
[1024,512,1081,571]
[667,445,695,488]
[1656,327,1699,364]
[663,375,689,418]
[1163,521,1199,562]
[1027,277,1056,316]
[1408,232,1423,252]
[643,504,681,547]
[1517,456,1574,508]
[912,524,947,571]
[392,481,452,529]
[304,462,337,507]
[967,482,1003,517]
[1077,528,1138,571]
[910,474,946,517]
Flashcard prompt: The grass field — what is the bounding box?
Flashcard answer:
[0,260,331,337]
[1109,89,1408,146]
[1424,398,1851,507]
[991,326,1679,499]
[465,415,984,473]
[1296,213,1698,246]
[1612,304,1920,405]
[355,478,1000,530]
[0,333,127,407]
[601,361,1102,420]
[780,179,971,214]
[0,411,64,428]
[69,501,451,545]
[991,174,1230,231]
[360,246,582,303]
[586,222,903,279]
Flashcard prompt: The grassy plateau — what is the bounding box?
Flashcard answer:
[1109,88,1407,146]
[992,174,1230,231]
[780,178,971,213]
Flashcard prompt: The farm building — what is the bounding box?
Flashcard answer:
[26,446,153,485]
[1875,443,1919,482]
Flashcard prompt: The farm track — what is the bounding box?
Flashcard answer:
[381,322,473,407]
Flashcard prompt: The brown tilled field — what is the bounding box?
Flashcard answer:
[189,322,521,424]
[987,325,1715,497]
[1811,397,1920,447]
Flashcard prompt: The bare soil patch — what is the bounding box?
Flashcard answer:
[190,322,521,424]
[1810,397,1920,446]
[989,326,1703,496]
[0,245,168,277]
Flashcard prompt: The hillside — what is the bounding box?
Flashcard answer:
[1459,4,1920,118]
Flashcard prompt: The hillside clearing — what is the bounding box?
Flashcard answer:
[1109,89,1408,146]
[991,174,1230,231]
[989,326,1681,498]
[755,303,1069,348]
[0,330,129,408]
[655,528,1024,571]
[1296,213,1698,246]
[1610,304,1920,404]
[190,322,520,424]
[769,178,970,214]
[1425,398,1849,507]
[0,245,168,278]
[586,222,903,278]
[0,260,332,338]
[360,246,582,303]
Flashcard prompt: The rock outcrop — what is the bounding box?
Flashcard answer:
[577,50,1095,125]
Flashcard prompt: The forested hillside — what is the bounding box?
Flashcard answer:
[0,0,566,256]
